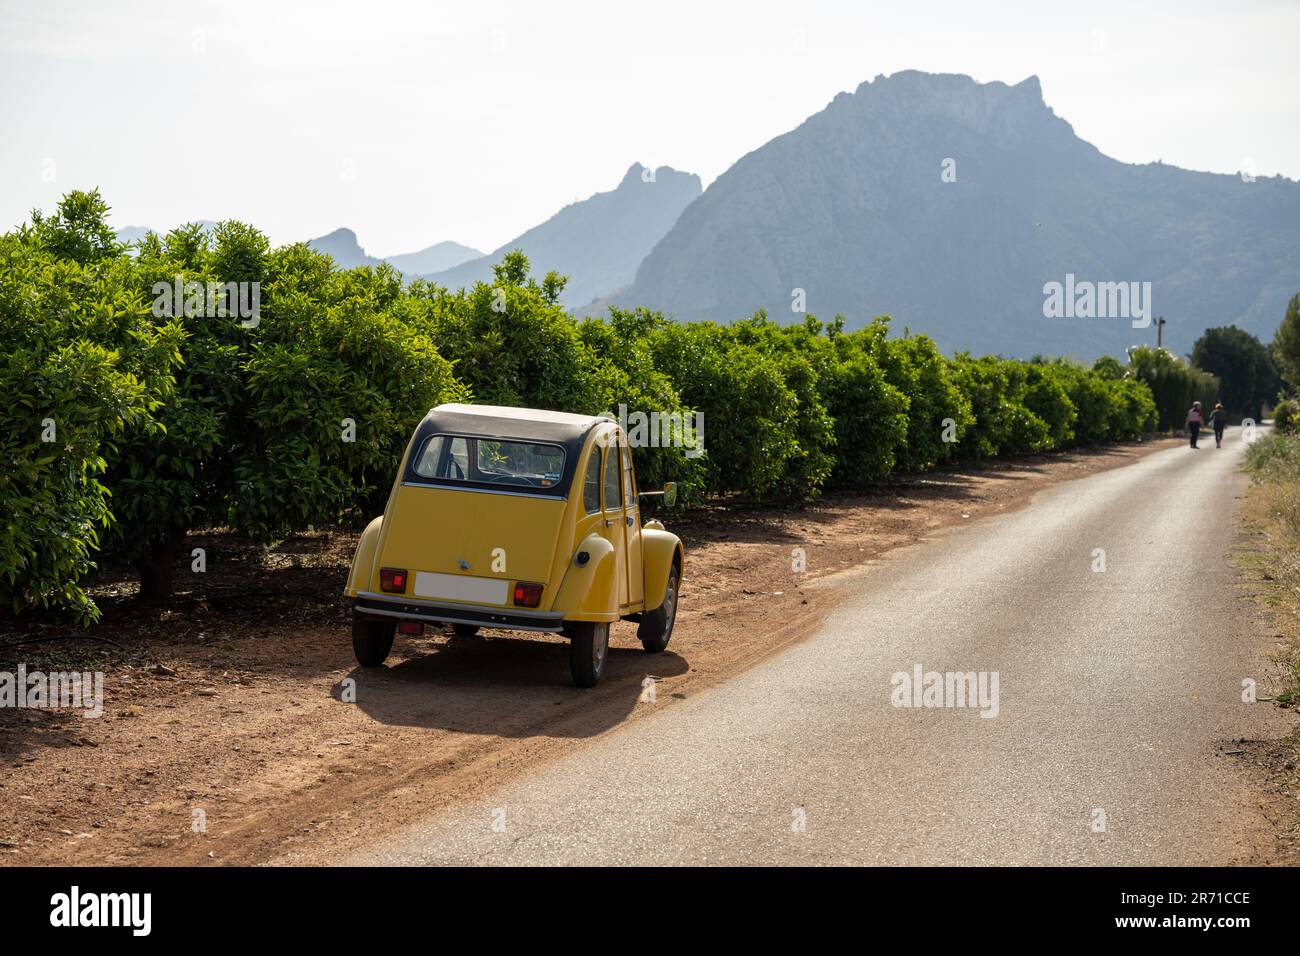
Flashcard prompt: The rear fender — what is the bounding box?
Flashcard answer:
[641,528,683,612]
[345,516,384,597]
[551,532,618,622]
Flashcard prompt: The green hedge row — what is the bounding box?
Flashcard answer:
[1125,345,1220,431]
[2,192,1167,622]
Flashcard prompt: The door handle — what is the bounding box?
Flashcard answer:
[626,516,634,527]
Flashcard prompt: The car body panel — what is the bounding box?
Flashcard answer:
[374,483,567,601]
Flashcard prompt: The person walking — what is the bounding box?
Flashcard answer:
[1186,401,1204,449]
[1209,403,1227,448]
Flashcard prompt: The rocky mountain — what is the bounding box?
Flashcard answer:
[422,163,702,309]
[615,72,1300,358]
[306,227,380,269]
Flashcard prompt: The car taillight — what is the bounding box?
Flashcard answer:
[513,582,543,608]
[380,568,407,593]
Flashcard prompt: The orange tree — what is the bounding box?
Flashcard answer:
[102,224,466,599]
[0,191,181,622]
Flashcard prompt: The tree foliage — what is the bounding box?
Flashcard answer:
[2,192,1169,622]
[1,191,182,621]
[1272,293,1300,393]
[1191,325,1279,421]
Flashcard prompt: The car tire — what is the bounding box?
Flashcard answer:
[567,621,610,688]
[637,562,679,653]
[451,624,480,639]
[352,611,395,667]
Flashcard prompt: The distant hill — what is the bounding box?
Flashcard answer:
[116,223,481,275]
[422,163,702,309]
[115,221,218,250]
[114,225,155,246]
[305,228,481,273]
[615,71,1300,358]
[384,241,483,276]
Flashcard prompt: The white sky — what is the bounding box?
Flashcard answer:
[1,0,1297,254]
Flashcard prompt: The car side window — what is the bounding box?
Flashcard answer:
[412,435,446,476]
[621,443,637,508]
[583,449,601,513]
[447,437,469,480]
[603,442,622,512]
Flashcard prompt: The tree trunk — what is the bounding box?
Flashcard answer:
[136,527,187,604]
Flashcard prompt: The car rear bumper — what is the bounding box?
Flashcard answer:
[352,591,566,633]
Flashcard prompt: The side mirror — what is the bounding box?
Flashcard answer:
[663,482,678,508]
[641,482,679,508]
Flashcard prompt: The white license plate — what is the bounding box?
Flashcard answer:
[412,571,509,606]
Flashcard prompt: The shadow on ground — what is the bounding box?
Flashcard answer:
[339,627,689,739]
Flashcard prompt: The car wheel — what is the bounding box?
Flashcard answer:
[637,563,679,653]
[451,623,480,639]
[352,610,396,666]
[567,621,610,688]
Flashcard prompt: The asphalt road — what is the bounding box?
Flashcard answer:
[349,431,1290,865]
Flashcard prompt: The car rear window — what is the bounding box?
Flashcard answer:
[412,434,566,491]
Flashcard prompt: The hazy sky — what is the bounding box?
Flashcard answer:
[1,0,1297,255]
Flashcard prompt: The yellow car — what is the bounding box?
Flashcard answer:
[344,404,684,687]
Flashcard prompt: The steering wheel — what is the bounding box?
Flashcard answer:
[483,473,540,486]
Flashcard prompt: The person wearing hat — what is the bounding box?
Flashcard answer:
[1209,402,1228,447]
[1185,401,1204,448]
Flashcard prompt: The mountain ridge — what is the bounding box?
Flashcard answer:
[305,227,483,273]
[420,162,702,308]
[615,71,1300,358]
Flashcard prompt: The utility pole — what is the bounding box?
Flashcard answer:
[1155,316,1166,349]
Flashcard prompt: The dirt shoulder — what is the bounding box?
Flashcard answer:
[0,439,1177,866]
[1231,433,1300,863]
